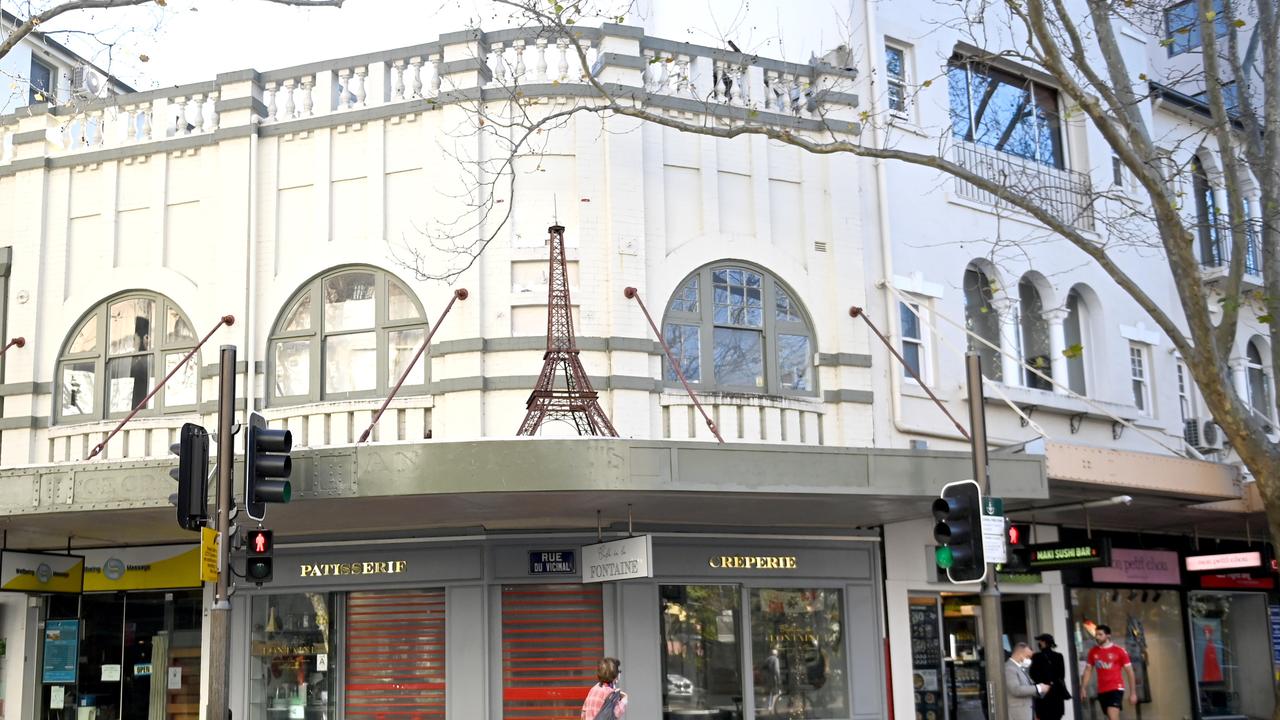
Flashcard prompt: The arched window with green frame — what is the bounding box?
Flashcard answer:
[268,266,429,405]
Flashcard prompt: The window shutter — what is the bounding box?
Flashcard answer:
[502,584,604,718]
[345,590,446,718]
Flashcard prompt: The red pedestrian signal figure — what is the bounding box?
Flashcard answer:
[246,529,274,585]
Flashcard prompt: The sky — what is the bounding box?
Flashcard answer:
[39,0,855,90]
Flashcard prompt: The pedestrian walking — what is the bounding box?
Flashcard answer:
[1080,624,1137,720]
[581,656,628,720]
[1029,633,1070,720]
[1005,642,1051,720]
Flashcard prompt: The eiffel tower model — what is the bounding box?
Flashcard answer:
[516,225,619,437]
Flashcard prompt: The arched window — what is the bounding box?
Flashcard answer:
[57,293,199,423]
[1018,278,1052,389]
[1192,156,1222,266]
[1063,289,1088,395]
[963,264,1002,381]
[661,264,815,395]
[269,267,428,404]
[1246,338,1271,419]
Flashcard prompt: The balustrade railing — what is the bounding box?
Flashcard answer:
[1198,217,1264,276]
[951,141,1096,232]
[661,394,824,445]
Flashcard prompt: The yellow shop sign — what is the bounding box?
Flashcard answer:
[82,545,201,591]
[0,551,85,593]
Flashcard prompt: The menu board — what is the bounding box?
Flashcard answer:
[42,619,79,684]
[909,600,944,720]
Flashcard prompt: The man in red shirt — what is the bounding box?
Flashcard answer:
[1080,624,1137,719]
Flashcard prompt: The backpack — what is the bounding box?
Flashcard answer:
[592,690,623,720]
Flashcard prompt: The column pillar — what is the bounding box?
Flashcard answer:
[1044,307,1071,394]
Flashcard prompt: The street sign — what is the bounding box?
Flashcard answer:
[200,527,220,583]
[1027,539,1112,570]
[529,550,576,576]
[980,497,1006,565]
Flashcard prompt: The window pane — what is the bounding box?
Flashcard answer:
[1132,379,1146,411]
[713,328,764,388]
[948,62,974,140]
[751,589,849,719]
[776,284,802,323]
[900,303,920,340]
[281,291,313,332]
[324,272,376,332]
[61,361,96,417]
[714,268,764,328]
[274,340,311,397]
[660,585,742,716]
[778,334,812,392]
[903,342,921,378]
[325,332,377,393]
[670,277,700,314]
[664,323,701,383]
[107,355,153,413]
[950,61,1062,167]
[165,353,198,406]
[388,280,423,322]
[885,46,904,80]
[165,306,196,346]
[388,328,427,385]
[108,298,154,355]
[68,318,98,354]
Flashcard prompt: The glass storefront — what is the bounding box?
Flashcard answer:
[1070,588,1190,720]
[658,585,849,720]
[1188,591,1276,720]
[39,590,203,720]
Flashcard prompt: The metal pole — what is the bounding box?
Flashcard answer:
[207,344,236,720]
[967,352,1006,720]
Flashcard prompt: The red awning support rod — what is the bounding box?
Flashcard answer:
[849,306,970,441]
[87,315,235,460]
[0,337,25,356]
[624,287,725,444]
[359,288,468,443]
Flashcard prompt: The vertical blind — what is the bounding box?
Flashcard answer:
[502,584,604,719]
[345,590,446,718]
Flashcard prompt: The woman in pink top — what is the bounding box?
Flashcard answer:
[581,657,628,719]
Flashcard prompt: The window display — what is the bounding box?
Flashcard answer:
[659,585,743,719]
[1070,588,1190,720]
[750,588,848,719]
[1189,591,1275,720]
[250,592,338,720]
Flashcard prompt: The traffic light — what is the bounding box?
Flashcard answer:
[168,423,209,531]
[932,479,986,583]
[1001,522,1032,573]
[245,529,273,584]
[245,411,292,522]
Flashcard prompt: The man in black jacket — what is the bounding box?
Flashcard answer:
[1030,633,1071,720]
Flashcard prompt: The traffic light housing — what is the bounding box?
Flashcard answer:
[246,529,273,584]
[168,423,209,531]
[1001,522,1032,573]
[245,412,292,522]
[932,479,986,583]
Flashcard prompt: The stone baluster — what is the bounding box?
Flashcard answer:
[712,60,726,102]
[280,79,296,120]
[656,54,672,93]
[489,43,506,86]
[557,38,570,81]
[338,69,354,109]
[799,75,814,117]
[737,64,751,107]
[676,55,691,97]
[204,93,219,132]
[352,67,368,107]
[789,75,803,115]
[535,39,549,81]
[168,98,184,136]
[91,110,106,147]
[727,65,741,105]
[189,94,205,134]
[263,82,278,121]
[408,58,423,98]
[430,55,442,96]
[391,61,405,101]
[764,70,778,111]
[513,40,526,83]
[140,102,153,141]
[300,77,315,116]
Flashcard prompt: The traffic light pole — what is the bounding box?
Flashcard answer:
[207,345,236,720]
[967,352,1006,720]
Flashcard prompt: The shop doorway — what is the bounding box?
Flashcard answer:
[501,583,603,719]
[39,590,203,720]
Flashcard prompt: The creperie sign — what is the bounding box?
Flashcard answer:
[1185,551,1262,572]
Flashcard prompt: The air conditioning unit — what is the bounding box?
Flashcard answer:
[71,65,109,100]
[1184,418,1224,452]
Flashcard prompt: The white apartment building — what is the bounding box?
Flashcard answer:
[0,1,1267,720]
[0,9,132,114]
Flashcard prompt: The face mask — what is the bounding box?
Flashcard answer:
[1020,658,1032,668]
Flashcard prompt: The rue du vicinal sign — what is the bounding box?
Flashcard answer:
[581,535,654,583]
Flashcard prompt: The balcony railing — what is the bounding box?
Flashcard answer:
[1198,217,1264,275]
[951,142,1096,232]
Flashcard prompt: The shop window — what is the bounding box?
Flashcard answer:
[269,267,428,405]
[750,588,848,719]
[1070,587,1191,720]
[56,293,200,423]
[660,585,744,718]
[501,584,603,719]
[661,264,817,396]
[250,592,339,719]
[1189,591,1276,719]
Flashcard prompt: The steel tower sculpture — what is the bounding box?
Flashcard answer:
[516,225,618,437]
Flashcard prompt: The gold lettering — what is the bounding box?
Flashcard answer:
[707,555,799,570]
[296,559,409,578]
[785,557,797,569]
